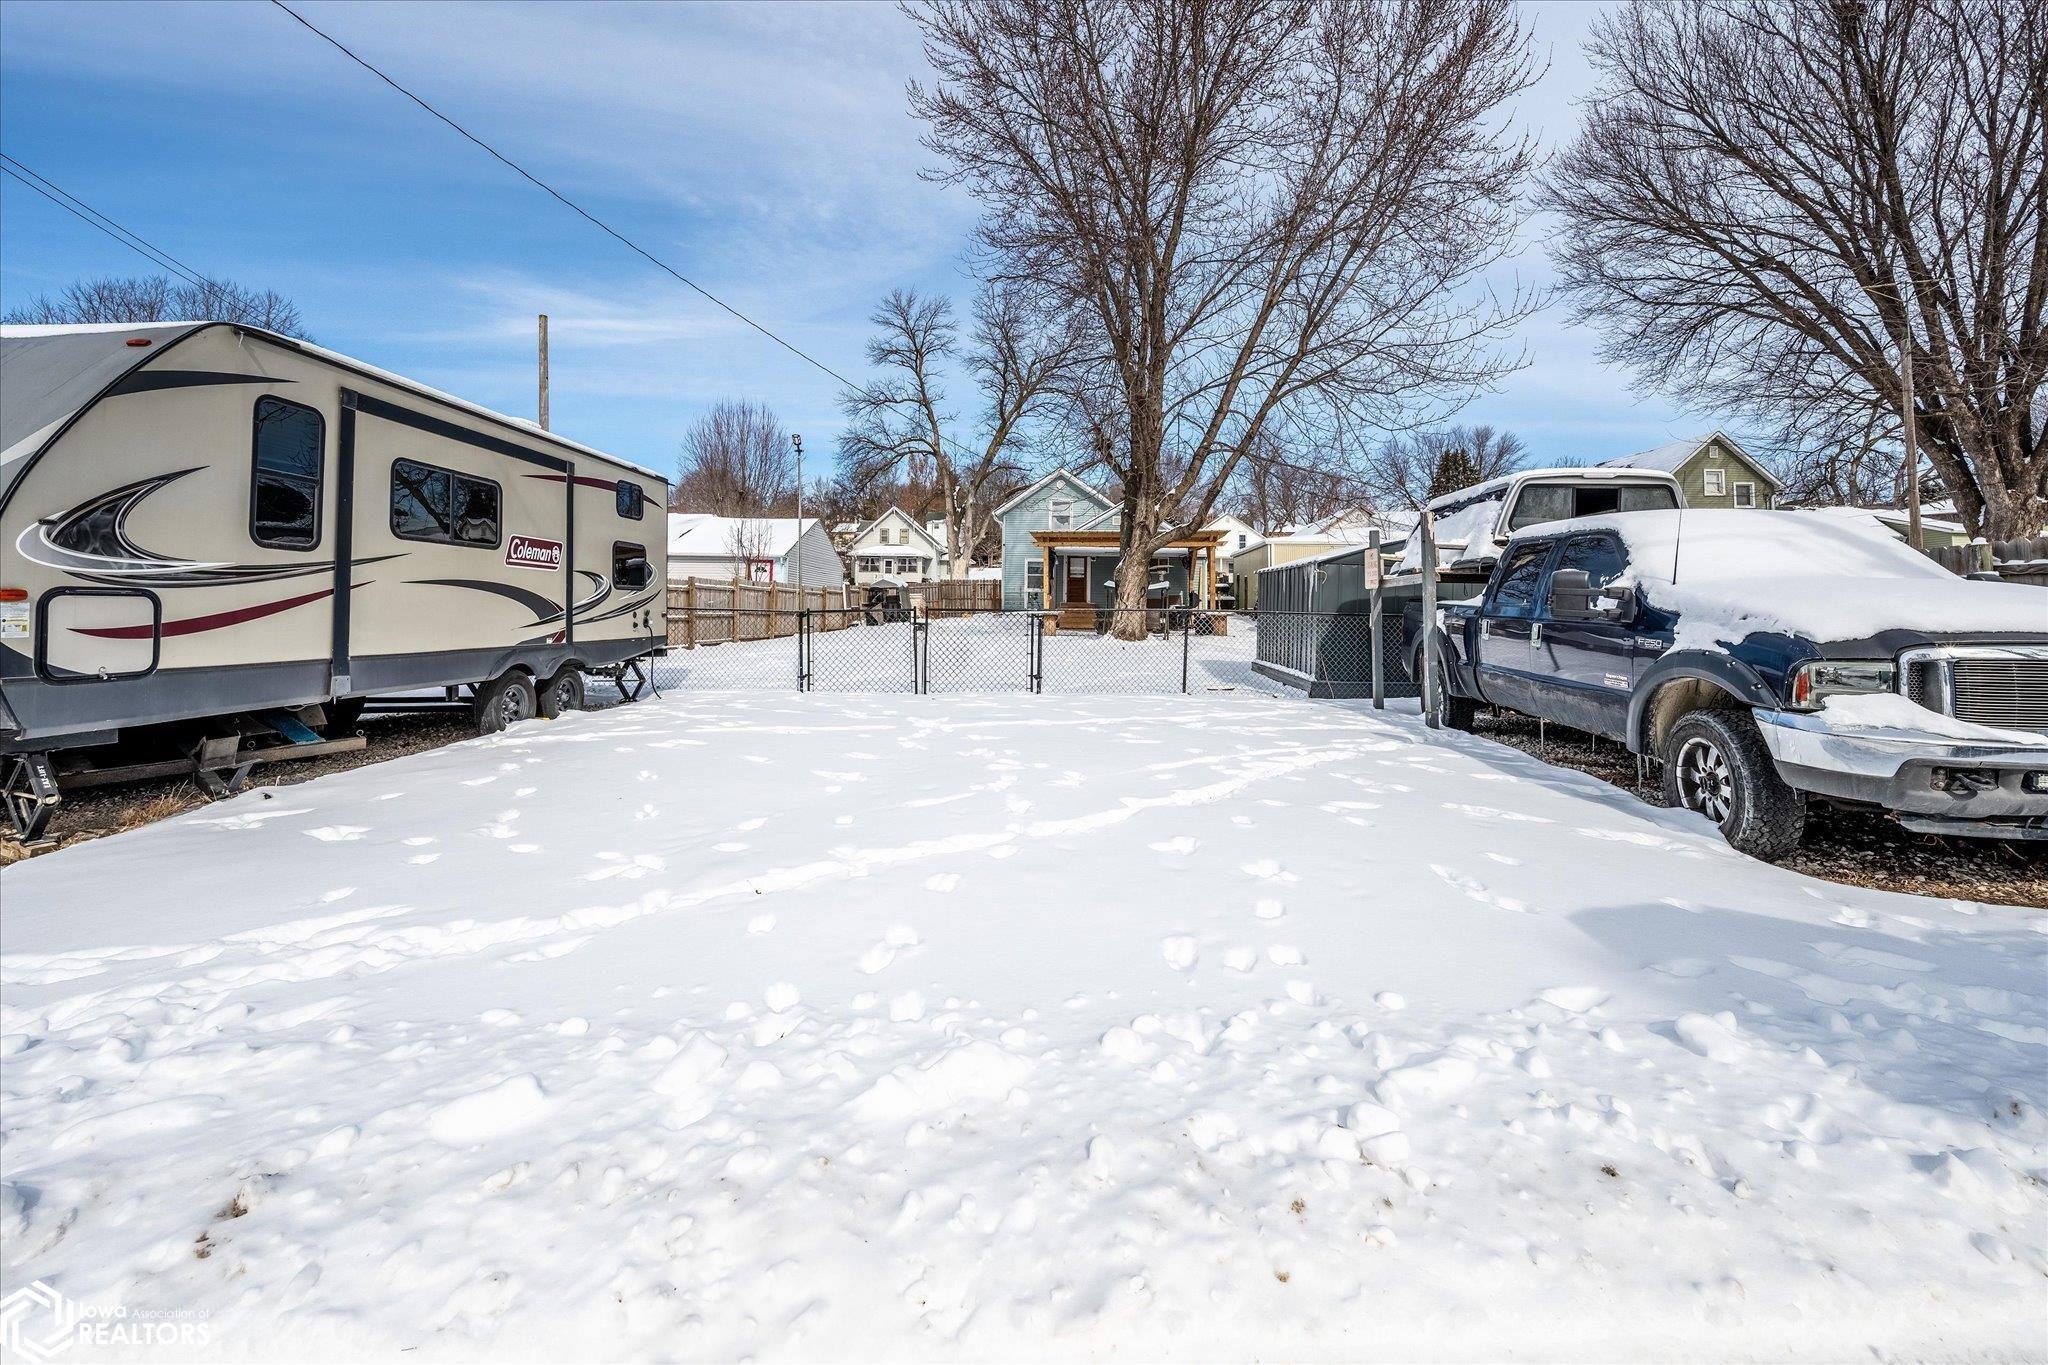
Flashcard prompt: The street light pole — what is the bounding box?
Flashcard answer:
[792,433,804,598]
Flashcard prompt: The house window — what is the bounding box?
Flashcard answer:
[1050,497,1073,529]
[859,557,878,573]
[1702,467,1726,497]
[616,480,645,520]
[1026,559,1044,604]
[1733,481,1757,508]
[391,458,501,547]
[612,541,652,590]
[250,396,323,549]
[1237,532,1247,549]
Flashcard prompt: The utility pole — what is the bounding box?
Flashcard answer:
[537,313,550,432]
[1901,316,1922,552]
[1888,266,1922,550]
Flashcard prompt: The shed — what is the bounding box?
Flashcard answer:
[1252,540,1411,698]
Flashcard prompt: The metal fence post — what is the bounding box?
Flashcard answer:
[1368,529,1384,709]
[1181,607,1192,694]
[796,608,810,691]
[1420,510,1440,728]
[913,611,927,695]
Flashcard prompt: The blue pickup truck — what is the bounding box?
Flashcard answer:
[1419,509,2048,860]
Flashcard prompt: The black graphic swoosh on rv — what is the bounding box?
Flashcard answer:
[408,578,562,622]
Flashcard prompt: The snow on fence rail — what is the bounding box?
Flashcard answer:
[666,577,856,648]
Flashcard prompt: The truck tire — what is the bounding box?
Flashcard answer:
[1661,710,1805,861]
[1415,643,1478,731]
[537,667,585,718]
[473,673,537,734]
[1434,688,1479,732]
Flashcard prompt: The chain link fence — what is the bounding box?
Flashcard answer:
[640,606,1420,698]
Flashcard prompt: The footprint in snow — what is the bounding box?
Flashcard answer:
[1253,898,1285,920]
[924,873,960,893]
[1149,836,1198,855]
[1241,858,1296,882]
[1430,864,1533,914]
[305,826,369,842]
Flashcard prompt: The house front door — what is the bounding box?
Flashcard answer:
[1065,558,1089,604]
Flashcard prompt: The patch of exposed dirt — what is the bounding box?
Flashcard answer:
[1473,710,2047,908]
[1,710,475,865]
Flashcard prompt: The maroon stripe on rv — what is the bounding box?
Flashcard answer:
[524,473,619,491]
[73,585,340,639]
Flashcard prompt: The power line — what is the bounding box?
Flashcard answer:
[269,0,1346,497]
[0,155,213,291]
[267,0,864,394]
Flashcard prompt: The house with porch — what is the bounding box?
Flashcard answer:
[846,506,948,586]
[994,469,1229,625]
[1599,431,1783,509]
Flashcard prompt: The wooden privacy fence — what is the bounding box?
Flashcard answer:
[908,578,1003,617]
[1927,537,2048,588]
[667,577,856,648]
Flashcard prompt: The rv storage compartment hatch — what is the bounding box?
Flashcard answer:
[38,589,160,681]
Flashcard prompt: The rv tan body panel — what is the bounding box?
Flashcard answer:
[0,322,666,749]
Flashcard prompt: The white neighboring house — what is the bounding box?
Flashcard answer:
[667,514,845,588]
[848,507,949,586]
[1205,514,1264,607]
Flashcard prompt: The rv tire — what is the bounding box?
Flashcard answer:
[538,667,585,718]
[473,672,538,734]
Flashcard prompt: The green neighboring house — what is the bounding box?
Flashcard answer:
[1599,431,1783,509]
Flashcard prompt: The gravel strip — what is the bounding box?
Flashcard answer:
[1471,710,2046,908]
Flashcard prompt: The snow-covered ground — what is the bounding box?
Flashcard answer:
[2,693,2043,1362]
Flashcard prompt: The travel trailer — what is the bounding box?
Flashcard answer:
[0,322,668,838]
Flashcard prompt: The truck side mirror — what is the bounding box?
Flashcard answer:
[1548,570,1636,623]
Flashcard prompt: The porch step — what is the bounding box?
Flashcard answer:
[1057,605,1100,632]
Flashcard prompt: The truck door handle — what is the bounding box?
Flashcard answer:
[1531,622,1543,648]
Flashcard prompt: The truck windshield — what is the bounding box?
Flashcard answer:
[1507,482,1677,531]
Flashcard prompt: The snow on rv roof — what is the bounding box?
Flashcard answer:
[0,321,666,485]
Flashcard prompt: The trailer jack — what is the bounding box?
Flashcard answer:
[2,752,60,843]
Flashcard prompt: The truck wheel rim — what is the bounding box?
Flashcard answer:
[1676,736,1733,824]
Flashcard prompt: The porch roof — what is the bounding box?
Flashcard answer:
[1029,528,1227,549]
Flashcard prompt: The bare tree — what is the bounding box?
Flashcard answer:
[909,0,1536,636]
[1542,0,2047,539]
[3,274,309,337]
[1229,431,1371,530]
[724,518,774,582]
[839,287,1071,579]
[1366,423,1526,511]
[675,401,795,516]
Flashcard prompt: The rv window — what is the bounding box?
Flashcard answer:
[616,480,645,520]
[251,396,324,549]
[391,459,502,548]
[613,541,652,590]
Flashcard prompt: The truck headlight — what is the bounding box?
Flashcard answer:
[1788,660,1896,709]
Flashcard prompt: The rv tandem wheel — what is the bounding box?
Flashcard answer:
[538,668,585,718]
[473,673,538,734]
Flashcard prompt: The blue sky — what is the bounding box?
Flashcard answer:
[0,0,1714,485]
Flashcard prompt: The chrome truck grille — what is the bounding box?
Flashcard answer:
[1898,646,2048,733]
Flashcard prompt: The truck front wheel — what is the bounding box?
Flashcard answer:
[1661,710,1805,861]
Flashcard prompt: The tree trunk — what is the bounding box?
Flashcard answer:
[1109,498,1166,642]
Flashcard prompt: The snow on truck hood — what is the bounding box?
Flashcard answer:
[1520,509,2047,643]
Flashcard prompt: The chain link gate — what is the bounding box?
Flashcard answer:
[651,605,1415,698]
